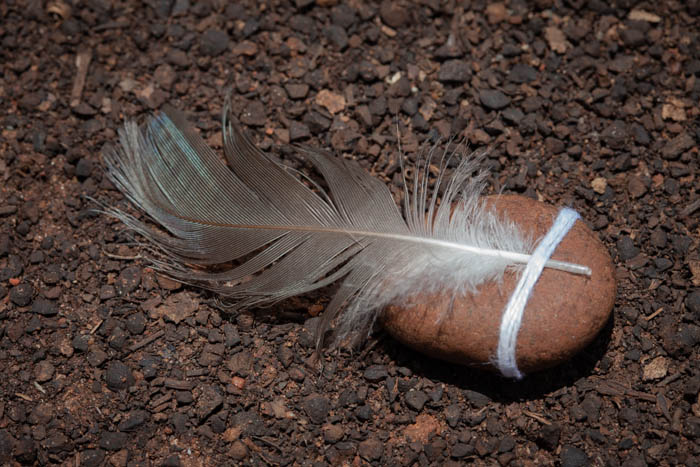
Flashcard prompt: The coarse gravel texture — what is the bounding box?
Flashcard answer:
[1,0,699,466]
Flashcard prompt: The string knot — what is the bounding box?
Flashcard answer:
[496,208,580,380]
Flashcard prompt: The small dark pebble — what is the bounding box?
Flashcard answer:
[34,361,55,382]
[451,443,474,458]
[108,326,128,350]
[200,29,229,57]
[42,265,61,285]
[223,323,241,347]
[654,258,673,272]
[289,121,310,141]
[303,394,330,424]
[31,299,57,316]
[10,283,33,307]
[437,60,471,83]
[99,432,128,451]
[358,438,383,461]
[43,432,70,453]
[195,385,223,422]
[118,411,148,432]
[502,107,524,124]
[687,290,700,316]
[28,250,44,264]
[331,4,356,28]
[277,344,293,368]
[75,158,93,179]
[479,90,511,110]
[170,412,188,434]
[363,365,388,383]
[354,405,372,421]
[379,2,408,28]
[0,234,9,256]
[162,454,183,467]
[175,391,194,405]
[661,133,694,160]
[0,206,18,217]
[105,361,134,390]
[508,63,537,83]
[126,311,146,334]
[464,390,491,408]
[116,266,141,295]
[617,236,639,261]
[496,435,515,453]
[240,101,266,127]
[79,449,105,467]
[323,424,344,443]
[285,83,309,100]
[539,423,561,450]
[601,120,628,149]
[560,445,589,467]
[405,389,429,411]
[325,25,348,50]
[99,285,116,301]
[72,334,89,352]
[685,417,700,439]
[445,404,462,427]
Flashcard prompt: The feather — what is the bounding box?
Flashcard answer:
[102,102,590,350]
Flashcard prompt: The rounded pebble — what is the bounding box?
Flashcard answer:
[9,283,33,307]
[105,361,134,390]
[381,195,616,374]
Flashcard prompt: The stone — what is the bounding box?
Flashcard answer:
[479,90,511,110]
[289,121,310,141]
[315,89,346,114]
[381,195,616,374]
[617,236,639,261]
[10,283,33,307]
[379,1,408,28]
[325,25,348,50]
[358,438,383,461]
[240,101,266,127]
[508,63,537,83]
[80,449,105,467]
[117,411,148,432]
[643,356,669,380]
[561,445,588,467]
[105,361,134,390]
[437,60,471,83]
[661,132,694,160]
[195,385,223,422]
[32,299,57,316]
[34,361,55,382]
[601,120,628,149]
[99,432,127,451]
[303,394,330,424]
[323,424,344,443]
[363,365,388,382]
[486,3,507,23]
[155,292,198,324]
[405,389,429,411]
[116,266,141,295]
[545,26,568,53]
[200,29,229,57]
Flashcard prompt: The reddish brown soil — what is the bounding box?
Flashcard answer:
[1,1,698,465]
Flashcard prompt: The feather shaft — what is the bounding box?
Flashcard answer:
[103,104,591,348]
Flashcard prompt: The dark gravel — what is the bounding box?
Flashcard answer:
[0,0,698,465]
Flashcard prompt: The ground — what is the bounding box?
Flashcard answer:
[1,0,699,465]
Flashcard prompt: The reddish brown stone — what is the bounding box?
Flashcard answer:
[381,195,616,374]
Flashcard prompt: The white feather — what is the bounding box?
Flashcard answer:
[102,103,590,349]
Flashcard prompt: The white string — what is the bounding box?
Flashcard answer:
[496,208,581,380]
